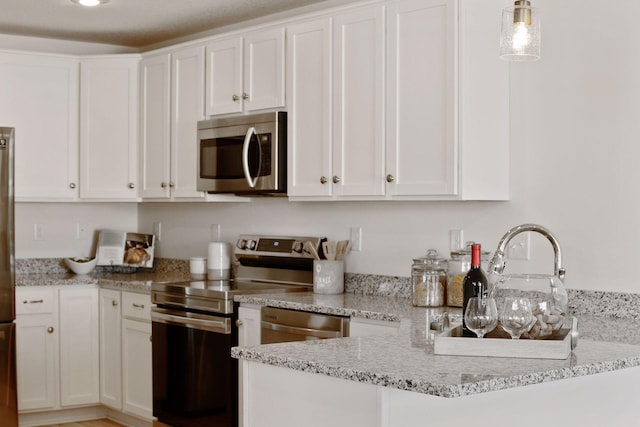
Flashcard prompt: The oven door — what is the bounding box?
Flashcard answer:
[197,121,282,194]
[151,307,237,427]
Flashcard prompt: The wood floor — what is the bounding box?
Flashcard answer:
[41,419,125,427]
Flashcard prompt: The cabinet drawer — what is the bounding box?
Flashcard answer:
[122,292,151,321]
[16,288,57,315]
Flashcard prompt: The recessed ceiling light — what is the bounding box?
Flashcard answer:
[71,0,110,7]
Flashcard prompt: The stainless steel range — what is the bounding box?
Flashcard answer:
[151,234,322,427]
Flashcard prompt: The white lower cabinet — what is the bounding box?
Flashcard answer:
[238,304,262,347]
[99,288,122,410]
[99,289,153,421]
[16,286,99,412]
[242,362,640,427]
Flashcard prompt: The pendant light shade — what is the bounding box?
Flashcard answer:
[500,0,541,61]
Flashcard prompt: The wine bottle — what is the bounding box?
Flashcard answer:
[462,243,488,337]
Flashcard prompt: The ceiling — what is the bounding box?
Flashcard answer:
[0,0,335,49]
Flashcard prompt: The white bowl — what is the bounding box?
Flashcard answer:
[65,257,97,275]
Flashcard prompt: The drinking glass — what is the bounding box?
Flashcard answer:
[499,297,534,339]
[464,297,498,338]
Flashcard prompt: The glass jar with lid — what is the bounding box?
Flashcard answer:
[412,249,447,307]
[446,243,490,307]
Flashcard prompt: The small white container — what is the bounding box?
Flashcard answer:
[313,260,344,294]
[208,242,231,280]
[189,257,207,280]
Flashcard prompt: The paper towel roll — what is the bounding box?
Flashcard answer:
[208,242,231,280]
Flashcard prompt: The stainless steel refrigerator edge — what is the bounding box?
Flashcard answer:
[0,127,18,426]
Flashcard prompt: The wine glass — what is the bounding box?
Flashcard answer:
[499,297,534,339]
[464,297,498,338]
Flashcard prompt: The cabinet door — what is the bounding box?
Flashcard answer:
[15,288,59,412]
[122,318,152,420]
[59,287,100,407]
[238,305,262,347]
[205,37,243,116]
[99,288,122,410]
[333,7,385,197]
[171,45,207,200]
[286,18,333,197]
[0,52,79,201]
[139,53,171,199]
[244,28,286,111]
[80,56,139,200]
[386,0,456,196]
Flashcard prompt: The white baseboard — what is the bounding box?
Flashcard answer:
[18,405,152,427]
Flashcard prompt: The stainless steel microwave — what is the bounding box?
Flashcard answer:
[197,111,287,196]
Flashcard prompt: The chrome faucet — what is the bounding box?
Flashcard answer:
[487,223,566,282]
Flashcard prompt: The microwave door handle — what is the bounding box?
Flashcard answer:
[242,127,259,188]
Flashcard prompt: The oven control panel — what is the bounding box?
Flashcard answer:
[234,235,323,259]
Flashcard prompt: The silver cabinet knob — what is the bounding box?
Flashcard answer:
[47,327,54,334]
[320,176,327,184]
[242,92,249,100]
[128,182,135,189]
[161,182,167,188]
[235,320,243,328]
[386,174,395,183]
[69,183,76,189]
[169,182,175,188]
[332,176,340,184]
[232,94,240,101]
[112,300,118,307]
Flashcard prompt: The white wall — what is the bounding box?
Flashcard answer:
[11,0,639,293]
[16,203,138,258]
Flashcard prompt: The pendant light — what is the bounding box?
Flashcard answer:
[500,0,541,61]
[70,0,110,7]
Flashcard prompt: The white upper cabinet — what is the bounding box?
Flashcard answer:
[205,38,243,116]
[286,18,333,197]
[170,45,207,199]
[287,0,509,201]
[386,0,455,197]
[205,27,285,116]
[286,7,385,198]
[457,0,509,200]
[80,56,140,200]
[0,52,79,201]
[139,53,171,199]
[332,6,386,197]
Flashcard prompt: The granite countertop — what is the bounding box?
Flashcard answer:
[15,271,189,293]
[232,292,640,398]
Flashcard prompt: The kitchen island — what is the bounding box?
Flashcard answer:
[233,292,640,426]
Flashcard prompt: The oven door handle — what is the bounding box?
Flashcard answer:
[151,309,231,334]
[242,126,259,188]
[261,320,343,339]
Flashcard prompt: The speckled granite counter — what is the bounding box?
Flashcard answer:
[15,257,190,293]
[15,272,189,293]
[232,292,640,398]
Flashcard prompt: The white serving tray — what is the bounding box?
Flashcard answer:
[434,322,574,360]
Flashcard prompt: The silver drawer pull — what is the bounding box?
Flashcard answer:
[47,327,54,334]
[133,303,145,309]
[23,299,44,304]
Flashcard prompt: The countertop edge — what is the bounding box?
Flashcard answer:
[231,344,640,398]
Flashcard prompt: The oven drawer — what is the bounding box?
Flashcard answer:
[122,292,151,321]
